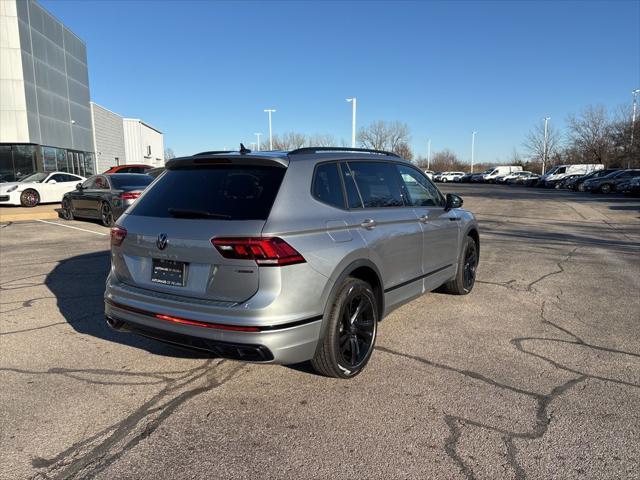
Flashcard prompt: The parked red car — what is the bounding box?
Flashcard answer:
[103,164,154,174]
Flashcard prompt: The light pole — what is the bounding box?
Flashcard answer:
[346,98,357,148]
[471,131,477,173]
[264,109,276,150]
[254,132,263,151]
[427,139,431,170]
[542,116,550,175]
[630,89,640,168]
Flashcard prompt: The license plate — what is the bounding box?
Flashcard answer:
[151,259,186,286]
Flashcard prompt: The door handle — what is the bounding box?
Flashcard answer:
[418,215,429,223]
[360,218,377,230]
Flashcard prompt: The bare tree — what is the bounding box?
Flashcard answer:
[429,149,467,172]
[308,134,336,147]
[164,148,176,160]
[272,132,307,150]
[357,120,411,156]
[566,105,611,165]
[608,105,640,168]
[523,120,562,165]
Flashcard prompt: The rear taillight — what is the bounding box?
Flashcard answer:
[120,191,141,200]
[211,237,305,266]
[111,226,127,246]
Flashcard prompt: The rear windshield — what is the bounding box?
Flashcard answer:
[110,174,153,189]
[129,166,285,220]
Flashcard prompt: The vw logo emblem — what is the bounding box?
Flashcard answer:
[156,233,168,250]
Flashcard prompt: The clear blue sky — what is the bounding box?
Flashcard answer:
[42,0,639,163]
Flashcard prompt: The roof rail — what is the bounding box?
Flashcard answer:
[193,150,235,156]
[288,147,400,158]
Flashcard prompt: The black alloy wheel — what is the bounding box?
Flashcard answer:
[462,240,478,291]
[62,198,73,220]
[600,184,612,194]
[337,289,376,369]
[101,202,114,227]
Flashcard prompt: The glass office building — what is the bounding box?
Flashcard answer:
[0,0,95,182]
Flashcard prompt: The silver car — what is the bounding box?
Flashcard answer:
[104,147,479,378]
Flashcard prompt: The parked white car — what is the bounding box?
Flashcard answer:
[438,171,466,183]
[0,171,86,207]
[423,170,435,180]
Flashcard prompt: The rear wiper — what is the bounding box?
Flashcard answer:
[168,208,231,219]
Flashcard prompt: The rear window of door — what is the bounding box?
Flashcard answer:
[396,165,444,207]
[129,165,286,220]
[346,161,404,208]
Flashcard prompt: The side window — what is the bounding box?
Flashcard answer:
[347,161,404,208]
[94,176,109,189]
[312,163,345,209]
[556,167,566,174]
[340,162,364,209]
[396,165,444,207]
[65,174,82,182]
[82,177,96,189]
[49,174,66,182]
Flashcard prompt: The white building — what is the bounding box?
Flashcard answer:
[90,102,125,172]
[123,118,164,167]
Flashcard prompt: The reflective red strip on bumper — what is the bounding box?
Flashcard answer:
[105,299,260,332]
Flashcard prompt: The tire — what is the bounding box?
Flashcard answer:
[577,183,586,192]
[100,202,114,227]
[62,198,74,220]
[442,178,448,183]
[20,189,40,207]
[600,184,611,194]
[439,236,478,295]
[311,277,378,379]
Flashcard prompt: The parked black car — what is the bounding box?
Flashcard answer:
[564,168,619,191]
[582,169,640,194]
[616,176,640,195]
[548,174,583,189]
[61,173,153,226]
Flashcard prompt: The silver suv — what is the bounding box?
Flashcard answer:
[104,147,479,378]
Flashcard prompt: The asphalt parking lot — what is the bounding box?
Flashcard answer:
[1,184,639,480]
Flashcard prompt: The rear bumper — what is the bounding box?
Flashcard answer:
[104,294,323,365]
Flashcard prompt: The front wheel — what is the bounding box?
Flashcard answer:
[20,189,40,207]
[439,236,478,295]
[442,178,448,183]
[61,198,74,220]
[600,184,612,194]
[311,277,378,378]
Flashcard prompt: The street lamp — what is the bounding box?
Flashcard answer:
[427,139,431,169]
[630,89,640,168]
[346,98,357,148]
[264,109,276,150]
[254,132,263,151]
[471,131,477,173]
[542,116,551,175]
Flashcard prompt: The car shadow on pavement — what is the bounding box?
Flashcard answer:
[46,251,210,359]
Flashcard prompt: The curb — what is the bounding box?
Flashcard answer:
[0,211,61,222]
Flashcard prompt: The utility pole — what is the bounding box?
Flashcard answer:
[264,109,276,150]
[542,117,550,175]
[630,89,640,169]
[346,98,357,148]
[427,139,431,169]
[471,131,477,173]
[254,132,263,151]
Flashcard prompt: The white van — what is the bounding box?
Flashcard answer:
[541,164,604,185]
[483,166,523,182]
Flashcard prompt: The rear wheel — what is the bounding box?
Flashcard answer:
[20,189,39,207]
[311,277,378,378]
[442,178,448,183]
[439,236,478,295]
[577,182,586,192]
[100,202,114,227]
[61,198,74,220]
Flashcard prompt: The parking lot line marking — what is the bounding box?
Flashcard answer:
[36,219,108,236]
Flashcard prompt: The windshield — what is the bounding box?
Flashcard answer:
[19,172,48,183]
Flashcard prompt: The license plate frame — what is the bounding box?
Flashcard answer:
[151,258,187,287]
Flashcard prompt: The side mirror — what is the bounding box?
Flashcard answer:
[445,193,463,211]
[76,183,83,190]
[48,179,57,184]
